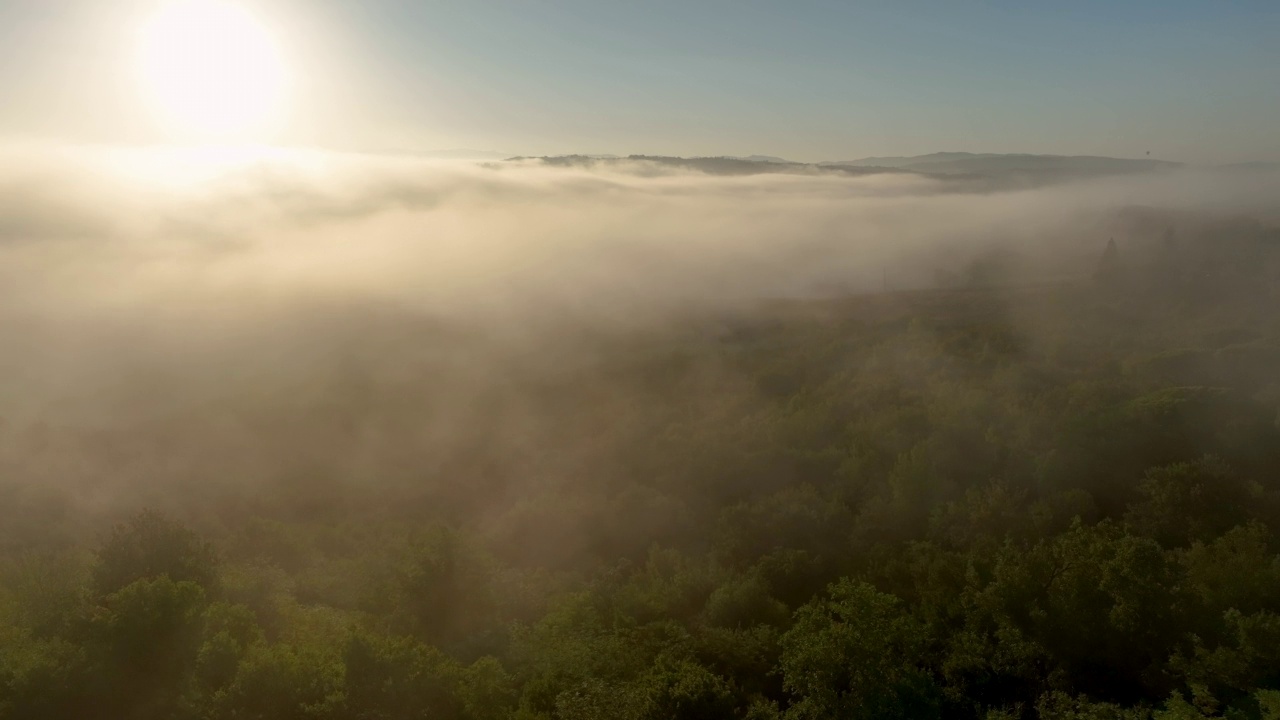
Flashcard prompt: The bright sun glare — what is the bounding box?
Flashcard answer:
[137,0,287,140]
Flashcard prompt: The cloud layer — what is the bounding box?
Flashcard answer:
[0,145,1276,525]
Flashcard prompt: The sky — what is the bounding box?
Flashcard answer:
[1,0,1278,163]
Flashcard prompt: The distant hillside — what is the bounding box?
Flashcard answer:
[509,154,921,179]
[823,152,1003,169]
[821,152,1181,175]
[510,154,910,177]
[508,152,1188,191]
[733,155,792,163]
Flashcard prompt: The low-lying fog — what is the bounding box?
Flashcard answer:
[1,144,1277,526]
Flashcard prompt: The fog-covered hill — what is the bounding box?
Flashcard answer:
[508,152,1186,191]
[821,151,1181,175]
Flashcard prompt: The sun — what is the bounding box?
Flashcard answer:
[137,0,288,140]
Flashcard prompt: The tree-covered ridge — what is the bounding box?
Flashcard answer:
[2,217,1280,719]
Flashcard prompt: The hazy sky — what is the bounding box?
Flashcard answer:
[2,0,1277,162]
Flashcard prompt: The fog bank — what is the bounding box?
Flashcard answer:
[1,145,1276,525]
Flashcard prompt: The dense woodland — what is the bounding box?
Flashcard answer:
[3,208,1280,719]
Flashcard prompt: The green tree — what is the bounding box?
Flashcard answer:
[1125,458,1260,547]
[91,510,218,598]
[210,643,342,720]
[82,576,208,720]
[779,579,941,720]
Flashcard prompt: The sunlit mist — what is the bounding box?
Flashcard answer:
[3,2,1280,717]
[136,0,287,140]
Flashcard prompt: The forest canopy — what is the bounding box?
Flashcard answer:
[2,157,1280,719]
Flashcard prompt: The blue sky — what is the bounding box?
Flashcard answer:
[2,0,1277,162]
